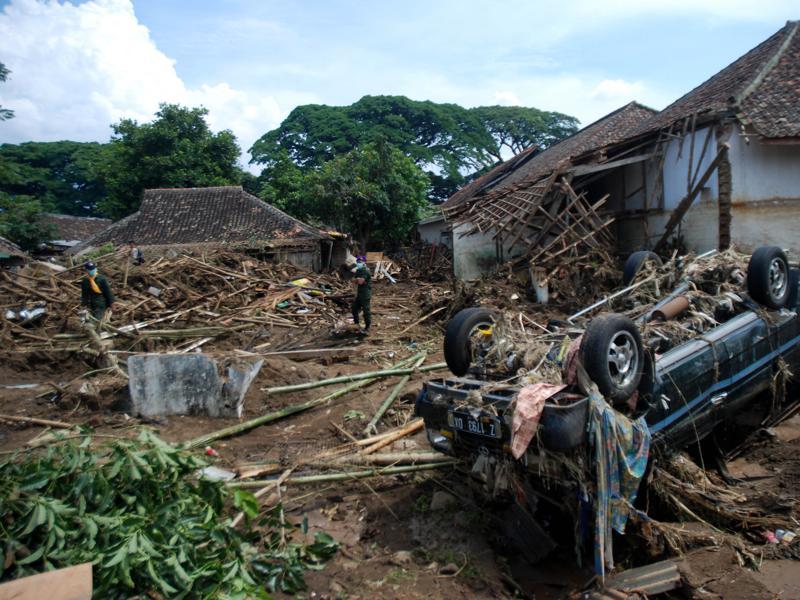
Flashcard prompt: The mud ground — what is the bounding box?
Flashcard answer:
[2,280,800,598]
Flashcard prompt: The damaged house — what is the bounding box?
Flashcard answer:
[444,20,800,282]
[71,186,337,271]
[38,213,113,254]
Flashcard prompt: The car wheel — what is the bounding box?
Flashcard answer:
[444,307,495,376]
[747,246,790,309]
[622,251,663,286]
[580,313,644,403]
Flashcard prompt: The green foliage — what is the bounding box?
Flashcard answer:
[0,141,108,216]
[303,141,430,249]
[249,95,579,202]
[0,430,337,598]
[99,104,242,219]
[471,105,579,156]
[0,194,53,251]
[256,150,306,213]
[0,62,13,121]
[80,242,116,262]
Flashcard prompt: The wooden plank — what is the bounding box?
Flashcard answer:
[0,563,92,600]
[569,152,654,176]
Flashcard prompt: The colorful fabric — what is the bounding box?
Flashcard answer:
[88,275,101,294]
[510,383,566,459]
[587,384,651,580]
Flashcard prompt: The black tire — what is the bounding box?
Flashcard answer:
[444,307,494,376]
[747,246,790,309]
[580,313,644,403]
[622,251,663,286]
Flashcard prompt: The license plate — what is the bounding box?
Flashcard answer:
[448,410,502,439]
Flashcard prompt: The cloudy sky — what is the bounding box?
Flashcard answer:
[0,0,796,167]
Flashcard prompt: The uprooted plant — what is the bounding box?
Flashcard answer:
[0,430,337,598]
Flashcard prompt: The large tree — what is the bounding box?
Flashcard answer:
[0,195,53,251]
[99,104,241,219]
[302,141,429,250]
[0,62,13,121]
[471,105,579,158]
[0,141,107,216]
[250,96,579,201]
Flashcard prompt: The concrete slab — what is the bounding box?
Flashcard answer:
[127,354,263,417]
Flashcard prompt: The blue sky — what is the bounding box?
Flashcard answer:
[0,0,796,167]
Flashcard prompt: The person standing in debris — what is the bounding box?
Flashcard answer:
[129,240,145,265]
[351,256,372,334]
[80,261,116,322]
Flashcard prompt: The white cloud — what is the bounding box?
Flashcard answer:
[0,0,287,165]
[590,79,646,103]
[493,91,522,106]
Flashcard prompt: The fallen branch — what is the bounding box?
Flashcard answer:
[361,418,424,455]
[0,414,74,428]
[227,461,455,488]
[261,354,445,394]
[230,468,294,529]
[364,353,426,435]
[397,306,447,336]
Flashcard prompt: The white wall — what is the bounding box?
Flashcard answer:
[727,134,800,255]
[452,222,525,280]
[418,219,452,248]
[662,126,719,210]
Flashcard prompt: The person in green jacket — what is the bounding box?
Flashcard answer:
[351,256,372,334]
[80,261,116,321]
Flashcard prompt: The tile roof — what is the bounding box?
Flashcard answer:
[739,21,800,138]
[443,102,657,209]
[39,213,112,243]
[633,20,800,137]
[0,235,26,258]
[74,186,327,251]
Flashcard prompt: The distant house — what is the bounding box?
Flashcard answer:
[446,20,800,280]
[39,213,112,253]
[71,186,334,271]
[416,213,451,248]
[0,236,27,269]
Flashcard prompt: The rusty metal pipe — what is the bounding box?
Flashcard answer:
[652,296,690,321]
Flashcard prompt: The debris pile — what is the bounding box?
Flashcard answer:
[0,249,354,359]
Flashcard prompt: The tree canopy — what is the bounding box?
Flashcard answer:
[98,104,242,219]
[0,195,53,251]
[0,62,13,121]
[267,141,429,250]
[0,141,107,216]
[249,95,579,201]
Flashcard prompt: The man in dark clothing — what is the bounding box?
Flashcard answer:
[351,257,372,334]
[80,261,116,321]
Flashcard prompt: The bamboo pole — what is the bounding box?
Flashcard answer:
[361,418,424,455]
[364,353,426,435]
[183,355,420,450]
[0,414,74,428]
[261,356,446,394]
[227,461,455,488]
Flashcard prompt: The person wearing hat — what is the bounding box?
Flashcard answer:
[351,255,372,334]
[80,261,116,321]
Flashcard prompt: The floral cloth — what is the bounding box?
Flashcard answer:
[587,385,651,579]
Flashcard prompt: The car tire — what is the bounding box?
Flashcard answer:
[444,307,494,376]
[622,251,662,286]
[747,246,790,309]
[580,313,644,403]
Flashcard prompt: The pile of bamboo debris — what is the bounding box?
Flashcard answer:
[0,249,354,358]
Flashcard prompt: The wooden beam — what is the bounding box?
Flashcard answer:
[569,153,654,177]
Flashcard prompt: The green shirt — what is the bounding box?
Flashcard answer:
[81,273,115,311]
[355,264,372,300]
